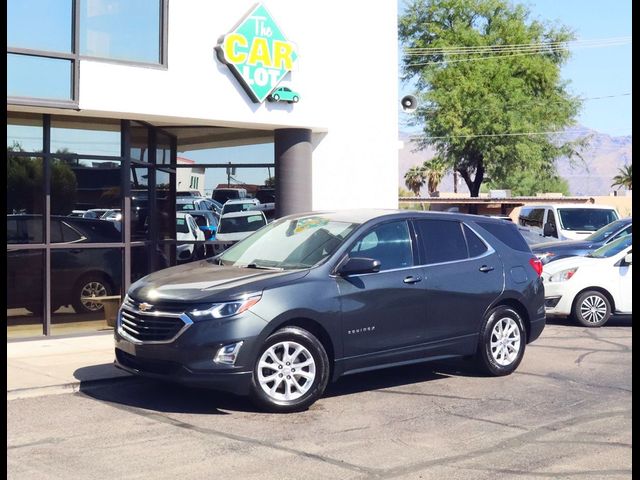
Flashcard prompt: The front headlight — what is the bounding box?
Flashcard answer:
[548,267,578,282]
[189,294,261,320]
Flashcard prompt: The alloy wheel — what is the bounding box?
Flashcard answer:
[490,317,521,366]
[80,281,107,311]
[580,295,608,324]
[257,341,316,401]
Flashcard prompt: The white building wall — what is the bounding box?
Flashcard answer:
[77,1,398,210]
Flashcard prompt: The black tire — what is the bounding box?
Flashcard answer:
[250,327,330,413]
[273,94,280,102]
[292,96,299,103]
[71,274,112,314]
[573,290,611,327]
[475,306,527,376]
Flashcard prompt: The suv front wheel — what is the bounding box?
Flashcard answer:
[475,306,526,376]
[250,327,330,413]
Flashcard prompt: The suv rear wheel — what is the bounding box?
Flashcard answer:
[250,327,330,413]
[475,306,526,376]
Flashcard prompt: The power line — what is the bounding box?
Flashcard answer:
[404,93,632,113]
[411,127,632,141]
[403,36,631,54]
[404,37,631,66]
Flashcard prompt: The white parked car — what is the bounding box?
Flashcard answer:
[214,211,267,251]
[542,235,632,327]
[176,212,206,262]
[220,198,261,216]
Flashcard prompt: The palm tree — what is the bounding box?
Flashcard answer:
[404,166,425,197]
[611,164,632,191]
[422,157,449,196]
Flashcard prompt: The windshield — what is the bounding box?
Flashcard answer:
[218,214,266,234]
[176,217,190,233]
[218,216,359,269]
[586,219,629,242]
[557,209,619,232]
[587,235,632,258]
[223,203,253,214]
[176,202,195,211]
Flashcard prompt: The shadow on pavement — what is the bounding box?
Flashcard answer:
[75,358,478,415]
[545,314,632,328]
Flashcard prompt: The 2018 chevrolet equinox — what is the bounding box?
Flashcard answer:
[115,210,545,412]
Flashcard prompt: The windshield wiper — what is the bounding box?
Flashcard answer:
[245,263,283,271]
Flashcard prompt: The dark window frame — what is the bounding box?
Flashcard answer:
[7,0,168,109]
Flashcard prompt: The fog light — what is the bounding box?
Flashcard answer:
[214,341,243,365]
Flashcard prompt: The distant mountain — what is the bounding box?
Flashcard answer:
[398,128,632,196]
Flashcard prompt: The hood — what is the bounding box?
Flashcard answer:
[216,232,252,242]
[129,260,309,304]
[562,230,594,241]
[542,255,597,276]
[532,239,595,253]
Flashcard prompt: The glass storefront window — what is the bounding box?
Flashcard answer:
[50,158,122,242]
[130,166,150,241]
[7,54,73,101]
[156,169,175,240]
[7,155,45,244]
[7,249,45,338]
[8,0,73,53]
[130,122,150,163]
[80,0,162,64]
[51,117,121,156]
[50,248,122,335]
[156,131,172,165]
[7,113,43,153]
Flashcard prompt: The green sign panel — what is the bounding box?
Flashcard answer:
[216,3,298,103]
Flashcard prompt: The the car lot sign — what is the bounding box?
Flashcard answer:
[216,3,298,103]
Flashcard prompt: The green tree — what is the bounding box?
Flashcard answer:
[611,164,632,191]
[422,157,449,195]
[404,165,426,196]
[264,176,276,187]
[399,0,584,208]
[487,167,570,196]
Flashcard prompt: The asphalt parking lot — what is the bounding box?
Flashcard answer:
[8,317,632,480]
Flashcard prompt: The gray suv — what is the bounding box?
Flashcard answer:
[115,210,545,412]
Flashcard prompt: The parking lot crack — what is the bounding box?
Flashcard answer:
[77,392,383,477]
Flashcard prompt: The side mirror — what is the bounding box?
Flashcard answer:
[543,221,557,237]
[338,257,381,276]
[624,253,632,264]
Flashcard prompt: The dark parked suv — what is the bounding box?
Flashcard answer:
[115,210,545,412]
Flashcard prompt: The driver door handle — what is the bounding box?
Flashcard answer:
[403,275,422,284]
[479,265,494,273]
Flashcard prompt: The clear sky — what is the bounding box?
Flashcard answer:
[398,0,632,137]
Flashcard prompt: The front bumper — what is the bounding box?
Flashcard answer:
[114,307,268,395]
[541,277,574,316]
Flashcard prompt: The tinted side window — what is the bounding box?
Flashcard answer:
[349,221,413,271]
[463,224,488,257]
[476,221,530,252]
[415,219,467,264]
[610,225,632,242]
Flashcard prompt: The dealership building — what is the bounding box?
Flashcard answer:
[7,1,399,337]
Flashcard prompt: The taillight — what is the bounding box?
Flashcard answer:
[529,257,543,277]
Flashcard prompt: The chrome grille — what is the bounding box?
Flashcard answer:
[118,306,191,344]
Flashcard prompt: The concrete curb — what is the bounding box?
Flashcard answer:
[7,375,134,401]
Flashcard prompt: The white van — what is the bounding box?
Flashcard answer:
[212,188,247,205]
[518,204,620,241]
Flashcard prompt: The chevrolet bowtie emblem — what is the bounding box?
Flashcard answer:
[138,302,153,312]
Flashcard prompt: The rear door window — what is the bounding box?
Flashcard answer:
[414,219,468,264]
[463,224,488,257]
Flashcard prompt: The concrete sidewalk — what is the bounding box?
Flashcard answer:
[7,333,131,400]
